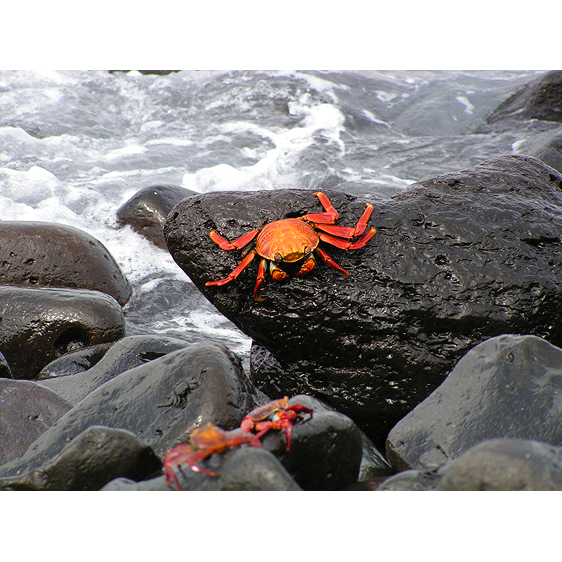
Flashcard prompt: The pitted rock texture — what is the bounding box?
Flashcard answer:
[0,286,126,380]
[116,184,196,249]
[386,335,562,471]
[164,155,562,444]
[0,221,131,305]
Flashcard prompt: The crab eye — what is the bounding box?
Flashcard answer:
[274,253,281,261]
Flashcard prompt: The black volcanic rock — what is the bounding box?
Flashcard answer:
[386,334,562,471]
[0,221,132,305]
[116,185,196,249]
[0,343,262,478]
[0,379,71,465]
[518,129,562,174]
[0,425,162,491]
[163,155,562,444]
[102,447,302,491]
[377,438,562,491]
[486,70,562,124]
[0,286,126,380]
[38,335,190,405]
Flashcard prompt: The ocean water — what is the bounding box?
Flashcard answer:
[0,69,550,364]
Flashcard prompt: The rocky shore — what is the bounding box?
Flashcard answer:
[2,71,562,491]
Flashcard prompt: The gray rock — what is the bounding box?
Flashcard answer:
[0,286,125,379]
[37,343,114,380]
[0,221,131,305]
[0,425,161,491]
[255,395,364,491]
[116,185,196,249]
[436,438,562,491]
[386,335,562,471]
[103,447,302,491]
[0,379,71,465]
[38,335,190,405]
[164,155,562,444]
[517,129,562,174]
[486,70,562,124]
[0,343,261,478]
[378,438,562,491]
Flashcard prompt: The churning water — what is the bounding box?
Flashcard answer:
[0,69,549,364]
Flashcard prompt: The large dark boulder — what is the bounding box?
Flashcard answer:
[163,155,562,444]
[386,334,562,471]
[102,447,302,491]
[0,343,262,478]
[0,286,126,379]
[116,185,196,249]
[377,438,562,491]
[0,425,162,491]
[0,379,71,465]
[0,222,132,305]
[38,335,191,405]
[256,395,363,491]
[486,70,562,124]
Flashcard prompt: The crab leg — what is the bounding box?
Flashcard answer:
[316,247,349,277]
[300,192,339,224]
[206,250,256,287]
[352,203,374,236]
[348,227,376,249]
[318,227,376,251]
[209,228,260,250]
[312,223,356,238]
[253,258,268,301]
[296,254,316,276]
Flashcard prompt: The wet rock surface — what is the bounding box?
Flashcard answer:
[486,70,562,125]
[102,447,302,491]
[164,155,562,445]
[0,221,132,305]
[116,184,196,249]
[518,129,562,175]
[37,342,114,380]
[255,395,364,490]
[0,286,126,380]
[386,335,562,471]
[0,425,162,491]
[0,343,262,478]
[0,351,10,378]
[38,335,191,405]
[377,438,562,491]
[0,379,71,465]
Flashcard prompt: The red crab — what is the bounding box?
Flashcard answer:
[163,422,262,490]
[240,396,313,450]
[205,191,376,301]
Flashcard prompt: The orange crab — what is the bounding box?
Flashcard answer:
[240,396,313,451]
[205,191,376,301]
[163,422,262,490]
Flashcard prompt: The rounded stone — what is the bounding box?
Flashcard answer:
[0,286,126,380]
[116,184,196,249]
[0,221,131,305]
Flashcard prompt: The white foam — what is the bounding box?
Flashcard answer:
[0,165,59,205]
[182,101,346,193]
[102,140,148,161]
[456,95,474,115]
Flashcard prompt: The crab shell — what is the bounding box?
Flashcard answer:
[255,219,319,263]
